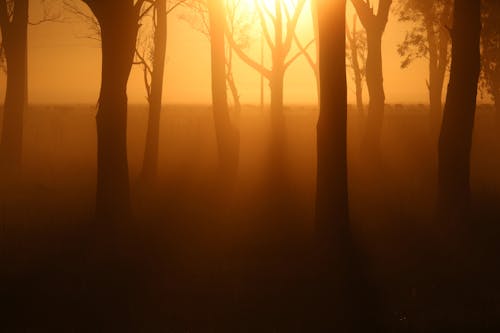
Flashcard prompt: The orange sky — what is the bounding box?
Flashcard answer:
[0,1,441,106]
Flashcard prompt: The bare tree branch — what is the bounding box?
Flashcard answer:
[255,1,274,49]
[225,24,271,78]
[284,38,314,70]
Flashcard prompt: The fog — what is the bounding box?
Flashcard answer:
[1,0,499,331]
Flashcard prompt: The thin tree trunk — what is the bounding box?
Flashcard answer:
[348,17,364,114]
[208,0,239,177]
[355,77,364,114]
[429,67,443,139]
[361,31,385,155]
[227,71,241,114]
[141,0,167,183]
[0,0,28,177]
[495,92,500,130]
[310,0,320,102]
[437,0,481,223]
[268,1,286,176]
[426,11,450,142]
[269,65,286,175]
[94,9,138,221]
[351,43,365,114]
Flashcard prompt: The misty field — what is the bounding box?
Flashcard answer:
[1,104,500,330]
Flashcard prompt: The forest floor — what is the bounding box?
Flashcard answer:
[1,104,500,331]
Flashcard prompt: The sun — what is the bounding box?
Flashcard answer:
[234,0,300,15]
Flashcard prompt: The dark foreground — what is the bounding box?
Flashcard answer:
[1,105,500,331]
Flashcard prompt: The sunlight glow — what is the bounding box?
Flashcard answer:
[236,0,300,16]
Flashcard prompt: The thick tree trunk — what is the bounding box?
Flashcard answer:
[141,0,167,183]
[316,1,349,233]
[0,0,28,177]
[94,9,138,221]
[361,31,385,156]
[315,3,381,331]
[437,0,481,223]
[208,0,239,177]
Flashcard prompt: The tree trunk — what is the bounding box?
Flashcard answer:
[268,2,286,178]
[349,19,364,115]
[0,0,28,177]
[269,65,286,174]
[94,9,138,221]
[437,0,481,223]
[208,0,239,177]
[141,0,167,184]
[426,13,449,142]
[429,66,444,139]
[354,73,364,114]
[315,3,381,330]
[495,92,500,131]
[316,0,349,234]
[361,30,385,156]
[310,0,320,102]
[227,71,241,114]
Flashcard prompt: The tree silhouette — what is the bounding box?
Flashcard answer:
[294,0,319,100]
[351,0,392,155]
[438,0,481,222]
[207,0,239,176]
[315,0,349,237]
[315,3,381,330]
[346,14,367,114]
[138,0,186,183]
[480,0,500,129]
[182,0,255,114]
[225,0,309,172]
[396,0,453,139]
[0,0,28,177]
[66,1,184,185]
[80,0,148,221]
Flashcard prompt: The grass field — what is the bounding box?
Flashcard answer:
[1,104,499,331]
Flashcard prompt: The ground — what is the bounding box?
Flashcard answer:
[1,104,499,331]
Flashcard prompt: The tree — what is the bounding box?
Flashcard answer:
[138,0,186,183]
[437,0,481,222]
[0,0,28,177]
[346,14,367,114]
[182,0,255,114]
[396,0,453,138]
[134,0,168,184]
[294,0,319,101]
[225,0,310,172]
[351,0,392,155]
[79,0,149,221]
[480,0,500,128]
[315,3,381,330]
[315,0,349,238]
[0,1,61,177]
[224,0,257,114]
[207,0,239,176]
[66,1,184,185]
